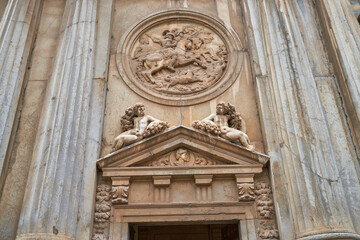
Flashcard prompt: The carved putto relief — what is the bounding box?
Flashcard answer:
[192,102,254,150]
[131,24,227,95]
[145,148,221,166]
[112,103,169,151]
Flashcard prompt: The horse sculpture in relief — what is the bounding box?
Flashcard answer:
[131,25,228,95]
[141,38,207,84]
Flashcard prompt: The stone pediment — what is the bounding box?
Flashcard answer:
[97,126,268,169]
[96,126,270,213]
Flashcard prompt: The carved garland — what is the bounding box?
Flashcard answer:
[92,185,112,240]
[254,183,279,239]
[92,184,129,240]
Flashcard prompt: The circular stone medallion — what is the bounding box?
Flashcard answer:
[116,10,243,106]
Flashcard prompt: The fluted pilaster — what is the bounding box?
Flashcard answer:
[243,0,360,239]
[16,0,97,239]
[0,0,41,189]
[317,0,360,152]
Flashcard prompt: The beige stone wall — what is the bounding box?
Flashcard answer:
[0,0,359,240]
[101,0,265,156]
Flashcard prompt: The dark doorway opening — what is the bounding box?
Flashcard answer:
[130,223,239,240]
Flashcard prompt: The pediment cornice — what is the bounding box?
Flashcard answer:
[97,126,269,169]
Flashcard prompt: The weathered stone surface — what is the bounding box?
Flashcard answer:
[0,80,46,240]
[0,0,42,191]
[244,0,360,239]
[16,0,98,239]
[0,0,359,239]
[317,0,360,154]
[97,126,269,239]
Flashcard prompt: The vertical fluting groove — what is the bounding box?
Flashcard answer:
[0,0,38,186]
[256,0,358,237]
[281,0,353,231]
[262,0,320,233]
[318,0,360,157]
[261,0,306,232]
[17,0,97,238]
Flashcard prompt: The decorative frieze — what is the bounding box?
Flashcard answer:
[147,148,217,166]
[153,176,171,203]
[195,175,213,202]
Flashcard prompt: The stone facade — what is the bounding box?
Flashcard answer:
[0,0,359,240]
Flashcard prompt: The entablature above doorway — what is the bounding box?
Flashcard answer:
[94,127,277,240]
[97,126,269,206]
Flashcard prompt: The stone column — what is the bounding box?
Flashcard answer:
[16,0,98,239]
[0,0,42,190]
[316,0,360,153]
[243,0,360,239]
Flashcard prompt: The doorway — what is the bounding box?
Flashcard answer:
[130,223,240,240]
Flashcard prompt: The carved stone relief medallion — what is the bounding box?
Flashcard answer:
[117,10,243,106]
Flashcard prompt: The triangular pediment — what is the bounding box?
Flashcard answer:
[97,126,269,169]
[139,148,228,167]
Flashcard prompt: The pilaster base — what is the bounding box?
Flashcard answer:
[297,232,360,240]
[16,233,74,240]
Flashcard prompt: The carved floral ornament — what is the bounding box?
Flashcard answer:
[116,10,243,106]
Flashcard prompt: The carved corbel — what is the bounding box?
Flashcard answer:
[237,183,255,201]
[111,177,130,204]
[235,174,255,201]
